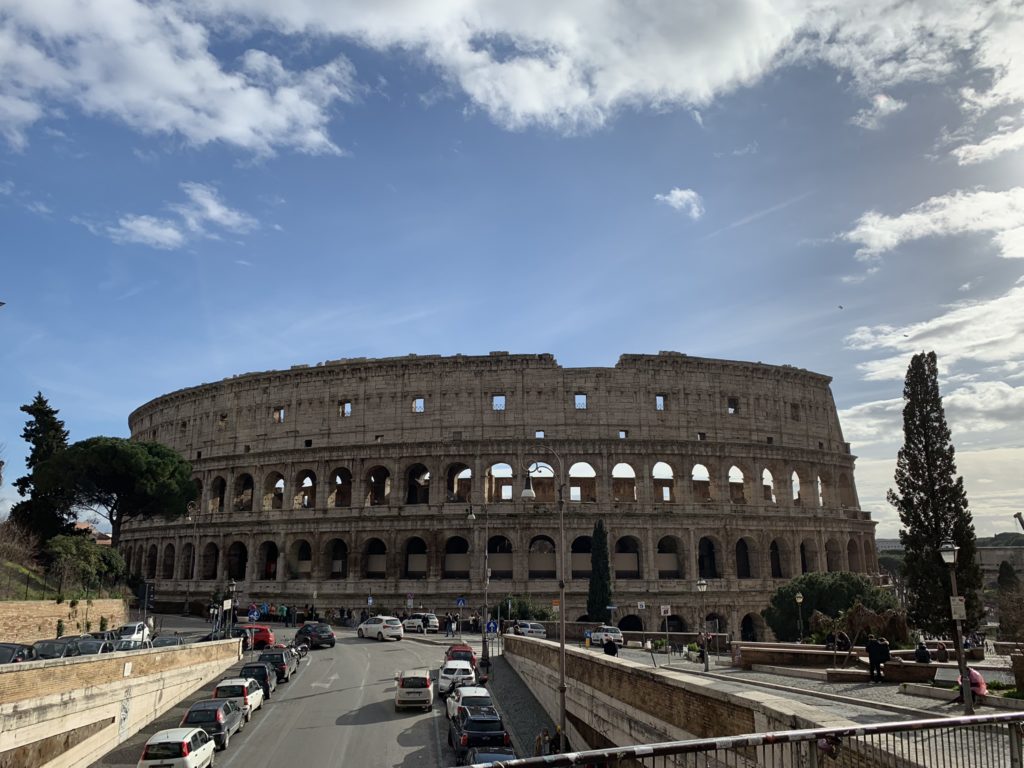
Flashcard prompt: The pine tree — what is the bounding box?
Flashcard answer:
[10,393,75,544]
[889,352,982,634]
[997,561,1020,593]
[587,519,612,623]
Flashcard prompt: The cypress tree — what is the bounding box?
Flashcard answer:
[587,519,612,623]
[889,352,982,634]
[997,561,1020,593]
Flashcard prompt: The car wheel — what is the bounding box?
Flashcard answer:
[377,632,384,641]
[208,752,216,767]
[220,733,229,751]
[447,732,453,748]
[245,709,251,722]
[395,703,401,712]
[330,640,336,647]
[357,629,364,638]
[239,716,246,731]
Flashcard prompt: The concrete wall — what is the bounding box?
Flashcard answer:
[0,639,239,768]
[0,599,127,644]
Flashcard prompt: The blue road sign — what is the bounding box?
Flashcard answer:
[486,620,498,634]
[456,597,467,608]
[584,630,592,638]
[367,596,375,606]
[247,609,259,623]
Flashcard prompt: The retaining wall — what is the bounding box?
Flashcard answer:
[0,599,127,644]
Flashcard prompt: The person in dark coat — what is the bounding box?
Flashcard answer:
[836,631,852,651]
[603,637,619,656]
[866,634,883,682]
[914,642,932,663]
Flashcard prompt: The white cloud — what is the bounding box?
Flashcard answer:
[654,188,704,220]
[0,180,13,195]
[25,200,51,215]
[843,187,1024,263]
[172,182,258,235]
[849,93,906,130]
[106,214,185,249]
[953,122,1024,165]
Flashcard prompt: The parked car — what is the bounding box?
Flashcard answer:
[179,699,245,750]
[258,649,298,682]
[402,614,426,633]
[213,677,265,721]
[438,659,476,696]
[33,638,81,659]
[590,626,624,647]
[77,639,115,655]
[357,615,404,641]
[0,643,38,664]
[517,621,547,638]
[153,636,186,648]
[235,624,274,649]
[240,661,278,699]
[136,727,215,768]
[198,630,226,642]
[465,746,518,764]
[294,622,336,648]
[447,706,510,764]
[117,622,151,643]
[444,643,478,671]
[90,630,118,643]
[115,639,154,652]
[422,613,440,633]
[394,668,434,711]
[445,685,492,720]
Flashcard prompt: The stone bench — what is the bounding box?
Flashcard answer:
[735,646,856,670]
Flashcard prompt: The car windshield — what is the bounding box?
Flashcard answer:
[143,743,185,759]
[260,653,285,662]
[153,637,179,647]
[242,667,267,678]
[385,619,401,626]
[118,626,138,637]
[450,651,473,662]
[442,667,464,676]
[0,648,16,663]
[78,641,104,653]
[34,642,64,657]
[403,677,429,688]
[468,720,504,732]
[216,685,245,697]
[115,641,139,650]
[184,709,217,724]
[463,696,491,707]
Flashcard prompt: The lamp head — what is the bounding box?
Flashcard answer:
[795,591,804,605]
[521,472,536,501]
[940,541,958,566]
[696,578,708,593]
[466,507,477,521]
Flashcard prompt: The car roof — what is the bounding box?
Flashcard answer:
[217,677,257,686]
[399,668,430,677]
[453,686,490,697]
[446,643,474,652]
[443,660,474,670]
[147,728,201,742]
[463,705,501,719]
[188,699,227,709]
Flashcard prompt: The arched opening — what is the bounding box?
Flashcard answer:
[122,546,132,576]
[488,535,514,579]
[571,536,592,578]
[862,540,874,573]
[817,475,826,507]
[146,545,158,579]
[656,536,684,578]
[446,463,472,503]
[443,536,470,579]
[568,462,597,503]
[653,461,675,502]
[614,536,641,579]
[692,464,712,502]
[257,541,279,580]
[404,536,428,578]
[729,466,746,503]
[179,543,195,580]
[209,476,227,514]
[800,538,819,573]
[294,470,317,510]
[698,537,719,578]
[769,539,788,579]
[525,461,556,503]
[705,611,728,635]
[485,462,514,503]
[226,541,247,580]
[618,615,644,632]
[762,469,776,503]
[741,613,765,641]
[405,464,431,505]
[193,479,203,512]
[528,535,556,579]
[838,473,857,508]
[331,468,352,507]
[735,538,754,579]
[233,473,254,511]
[847,539,863,572]
[611,463,637,502]
[133,548,143,577]
[289,539,313,580]
[826,538,843,572]
[161,543,175,579]
[660,615,688,632]
[324,539,348,579]
[263,472,285,511]
[791,471,802,505]
[363,538,387,578]
[201,542,219,580]
[365,466,392,506]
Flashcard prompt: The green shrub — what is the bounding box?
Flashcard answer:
[56,619,65,637]
[100,616,108,631]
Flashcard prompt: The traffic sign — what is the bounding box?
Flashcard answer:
[456,597,467,608]
[406,597,414,609]
[950,596,967,621]
[606,605,617,611]
[660,605,671,617]
[486,620,498,634]
[248,609,259,623]
[637,601,646,610]
[367,596,375,606]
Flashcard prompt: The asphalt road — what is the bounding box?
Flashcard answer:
[95,631,475,768]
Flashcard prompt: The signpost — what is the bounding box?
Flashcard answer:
[660,605,671,655]
[950,596,967,621]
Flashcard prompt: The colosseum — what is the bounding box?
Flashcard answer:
[120,351,877,640]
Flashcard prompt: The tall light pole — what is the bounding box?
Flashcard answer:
[696,578,709,672]
[795,591,804,641]
[182,501,200,615]
[521,451,566,753]
[940,542,974,715]
[466,500,490,668]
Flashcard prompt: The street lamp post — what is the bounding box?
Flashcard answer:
[182,501,200,615]
[940,542,975,715]
[696,578,709,672]
[521,451,567,753]
[466,501,490,668]
[795,591,804,641]
[227,579,237,637]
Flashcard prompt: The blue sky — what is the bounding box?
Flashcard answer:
[2,1,1023,537]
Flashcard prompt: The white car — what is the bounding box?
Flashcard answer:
[117,622,151,643]
[402,615,426,633]
[137,727,215,768]
[438,659,476,695]
[394,668,434,711]
[590,626,624,646]
[422,613,440,633]
[358,615,404,641]
[213,677,265,721]
[445,684,492,720]
[518,621,547,638]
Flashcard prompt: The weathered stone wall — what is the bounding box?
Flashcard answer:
[0,599,126,644]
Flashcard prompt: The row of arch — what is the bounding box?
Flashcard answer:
[125,532,872,583]
[198,460,858,513]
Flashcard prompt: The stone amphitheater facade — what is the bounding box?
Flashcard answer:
[120,351,877,639]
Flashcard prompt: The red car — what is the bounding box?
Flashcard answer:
[236,624,275,650]
[444,643,477,671]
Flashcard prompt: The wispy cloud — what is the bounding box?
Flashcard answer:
[953,121,1024,165]
[704,191,810,238]
[849,94,906,130]
[172,183,258,235]
[654,188,704,220]
[106,215,185,249]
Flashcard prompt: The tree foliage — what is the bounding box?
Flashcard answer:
[889,352,982,634]
[0,518,39,566]
[763,572,896,642]
[46,534,125,592]
[9,393,76,544]
[998,561,1020,593]
[36,437,195,546]
[587,519,612,623]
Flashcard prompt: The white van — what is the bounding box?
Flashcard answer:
[117,622,151,643]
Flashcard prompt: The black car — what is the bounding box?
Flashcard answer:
[295,622,336,649]
[230,627,254,651]
[240,661,279,699]
[257,649,297,682]
[77,639,115,655]
[447,706,510,765]
[465,747,518,764]
[89,630,118,643]
[0,643,38,664]
[32,638,82,659]
[152,636,186,648]
[180,699,245,750]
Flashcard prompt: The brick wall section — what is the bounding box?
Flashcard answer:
[0,639,237,705]
[0,600,126,644]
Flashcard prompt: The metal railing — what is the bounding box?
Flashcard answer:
[467,712,1024,767]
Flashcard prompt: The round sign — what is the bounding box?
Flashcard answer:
[248,610,259,622]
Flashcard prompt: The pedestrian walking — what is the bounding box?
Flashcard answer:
[534,728,550,756]
[603,637,619,657]
[866,635,882,682]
